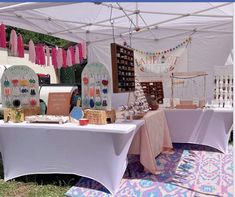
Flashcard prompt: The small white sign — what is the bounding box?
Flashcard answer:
[173,98,180,107]
[192,98,200,107]
[163,98,171,108]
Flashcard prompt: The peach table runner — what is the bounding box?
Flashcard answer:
[129,110,173,174]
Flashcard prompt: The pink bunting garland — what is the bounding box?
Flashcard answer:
[17,34,24,58]
[29,39,36,63]
[51,48,58,69]
[57,48,63,69]
[45,46,50,67]
[1,24,86,68]
[62,48,67,68]
[35,44,45,66]
[75,45,80,64]
[0,23,6,48]
[69,47,75,65]
[82,42,86,59]
[9,29,18,56]
[78,43,83,62]
[66,49,72,67]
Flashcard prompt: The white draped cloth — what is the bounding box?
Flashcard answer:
[164,108,233,153]
[0,120,144,195]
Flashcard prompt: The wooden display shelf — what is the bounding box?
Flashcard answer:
[140,81,164,104]
[111,43,135,93]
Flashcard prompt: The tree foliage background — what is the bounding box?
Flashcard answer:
[6,26,70,47]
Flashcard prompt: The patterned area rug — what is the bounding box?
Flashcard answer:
[65,143,233,197]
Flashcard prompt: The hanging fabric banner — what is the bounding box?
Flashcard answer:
[133,37,191,80]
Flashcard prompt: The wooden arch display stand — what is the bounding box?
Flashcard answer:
[170,71,208,109]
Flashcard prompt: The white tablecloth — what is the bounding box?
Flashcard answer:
[164,108,233,153]
[0,120,144,195]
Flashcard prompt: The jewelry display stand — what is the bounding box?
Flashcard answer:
[170,71,207,109]
[81,62,111,111]
[212,75,233,108]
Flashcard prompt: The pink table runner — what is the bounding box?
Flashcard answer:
[129,110,173,174]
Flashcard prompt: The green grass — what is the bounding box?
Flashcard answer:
[0,180,71,197]
[0,158,80,197]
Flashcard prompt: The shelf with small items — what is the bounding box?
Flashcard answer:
[111,43,135,93]
[140,81,164,104]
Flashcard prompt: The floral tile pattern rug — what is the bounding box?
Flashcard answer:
[65,143,233,197]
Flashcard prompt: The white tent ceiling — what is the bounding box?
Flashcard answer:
[0,2,232,43]
[0,2,233,102]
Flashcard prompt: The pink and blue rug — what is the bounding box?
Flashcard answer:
[65,143,233,197]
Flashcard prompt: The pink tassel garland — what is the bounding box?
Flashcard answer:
[0,24,6,48]
[62,48,67,68]
[9,29,18,56]
[69,47,75,65]
[29,39,36,63]
[51,48,58,69]
[66,49,72,67]
[17,34,24,58]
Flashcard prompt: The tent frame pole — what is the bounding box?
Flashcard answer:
[100,2,232,18]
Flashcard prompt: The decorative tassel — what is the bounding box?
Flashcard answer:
[40,45,45,66]
[29,40,36,63]
[9,29,18,56]
[69,47,75,65]
[45,46,50,67]
[82,41,86,59]
[0,23,6,48]
[17,34,24,58]
[51,47,58,69]
[78,43,83,62]
[35,45,45,66]
[75,44,80,64]
[66,49,72,67]
[62,48,67,68]
[35,45,39,65]
[57,48,63,69]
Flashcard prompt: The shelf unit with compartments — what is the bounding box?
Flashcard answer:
[140,81,164,104]
[111,43,135,93]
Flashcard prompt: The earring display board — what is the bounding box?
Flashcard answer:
[111,43,135,93]
[1,65,40,109]
[81,62,111,110]
[140,81,164,104]
[212,75,233,108]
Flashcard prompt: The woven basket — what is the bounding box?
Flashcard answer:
[84,109,107,125]
[84,109,116,125]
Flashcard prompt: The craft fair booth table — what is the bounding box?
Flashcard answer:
[0,120,144,195]
[164,108,233,153]
[129,109,173,174]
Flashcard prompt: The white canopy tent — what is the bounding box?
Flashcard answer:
[0,3,232,42]
[0,2,233,103]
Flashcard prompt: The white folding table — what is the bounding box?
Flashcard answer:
[0,120,144,195]
[164,108,233,153]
